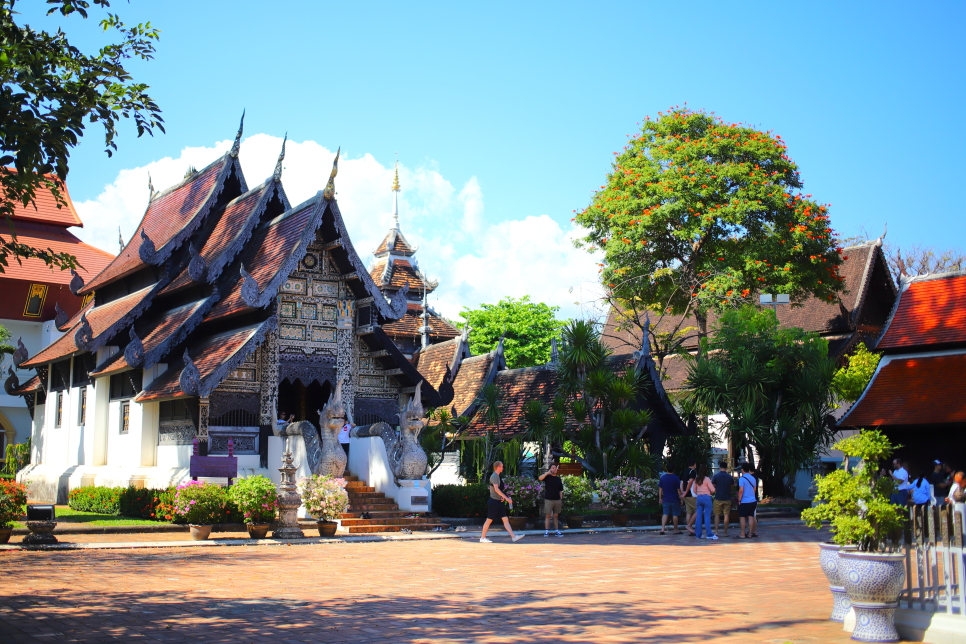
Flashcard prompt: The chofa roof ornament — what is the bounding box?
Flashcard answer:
[229,110,245,159]
[179,349,201,396]
[239,263,260,307]
[139,228,159,264]
[74,312,94,351]
[273,133,287,183]
[12,337,28,368]
[124,327,145,368]
[69,269,85,296]
[322,147,340,201]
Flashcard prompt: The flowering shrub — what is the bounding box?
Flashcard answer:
[561,475,593,515]
[298,475,349,521]
[68,486,123,514]
[228,475,278,524]
[502,475,541,516]
[0,479,28,528]
[640,478,660,507]
[172,480,228,525]
[596,476,646,511]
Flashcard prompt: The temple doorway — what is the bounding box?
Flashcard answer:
[277,378,332,431]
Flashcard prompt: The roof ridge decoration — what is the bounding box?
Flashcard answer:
[229,110,245,159]
[143,290,221,371]
[322,148,340,201]
[203,180,282,285]
[54,302,69,329]
[125,327,145,367]
[147,173,156,202]
[187,240,207,282]
[179,349,201,396]
[3,366,18,396]
[138,227,159,265]
[273,133,287,183]
[240,263,260,307]
[74,312,94,351]
[12,338,28,367]
[183,316,278,399]
[69,269,84,296]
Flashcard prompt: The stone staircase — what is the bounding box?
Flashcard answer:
[340,472,448,534]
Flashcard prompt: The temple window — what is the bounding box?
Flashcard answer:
[54,392,63,428]
[120,401,130,434]
[77,387,87,426]
[110,371,142,400]
[23,284,48,317]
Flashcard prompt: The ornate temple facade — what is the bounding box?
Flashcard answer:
[12,120,447,502]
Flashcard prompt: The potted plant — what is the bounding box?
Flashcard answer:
[561,475,592,528]
[596,476,645,527]
[228,475,278,539]
[502,475,541,531]
[802,430,905,642]
[298,474,349,536]
[173,480,228,540]
[0,479,28,543]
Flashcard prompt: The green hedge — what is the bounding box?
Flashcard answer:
[68,486,124,514]
[118,487,177,520]
[432,483,489,518]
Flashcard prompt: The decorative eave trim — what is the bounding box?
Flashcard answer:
[196,315,278,398]
[141,291,221,371]
[848,243,891,330]
[205,180,284,284]
[371,326,445,407]
[327,199,408,322]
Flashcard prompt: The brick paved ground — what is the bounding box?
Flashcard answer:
[0,525,899,643]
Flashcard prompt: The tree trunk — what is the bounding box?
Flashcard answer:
[694,308,709,357]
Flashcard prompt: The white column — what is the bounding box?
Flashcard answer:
[92,375,110,466]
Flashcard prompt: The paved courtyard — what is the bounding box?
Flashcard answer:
[0,525,881,643]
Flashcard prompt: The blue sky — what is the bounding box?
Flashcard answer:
[21,1,965,319]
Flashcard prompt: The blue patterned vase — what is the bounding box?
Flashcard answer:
[838,551,905,643]
[818,542,857,622]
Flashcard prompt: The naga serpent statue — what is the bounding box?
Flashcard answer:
[315,377,348,477]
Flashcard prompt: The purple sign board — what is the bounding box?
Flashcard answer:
[190,455,238,483]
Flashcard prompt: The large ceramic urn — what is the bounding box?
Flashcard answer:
[818,542,857,622]
[838,551,905,643]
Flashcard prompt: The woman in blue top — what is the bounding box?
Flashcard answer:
[910,470,933,506]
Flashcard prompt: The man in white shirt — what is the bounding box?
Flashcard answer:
[890,459,912,506]
[338,421,353,458]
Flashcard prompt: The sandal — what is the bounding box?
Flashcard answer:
[750,533,759,538]
[673,531,684,535]
[734,534,749,539]
[658,530,666,535]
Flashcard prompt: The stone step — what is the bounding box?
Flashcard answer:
[343,485,374,493]
[345,523,448,534]
[340,517,440,527]
[347,491,387,499]
[348,503,400,512]
[340,511,409,519]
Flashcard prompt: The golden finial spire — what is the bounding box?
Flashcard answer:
[392,160,400,192]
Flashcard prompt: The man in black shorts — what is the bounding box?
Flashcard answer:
[538,463,564,537]
[480,461,525,543]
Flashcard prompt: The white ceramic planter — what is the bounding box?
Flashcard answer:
[818,542,857,622]
[838,551,905,643]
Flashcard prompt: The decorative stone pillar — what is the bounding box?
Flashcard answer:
[197,396,209,442]
[272,441,305,539]
[259,329,279,426]
[336,327,355,420]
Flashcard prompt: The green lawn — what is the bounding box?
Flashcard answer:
[13,505,170,529]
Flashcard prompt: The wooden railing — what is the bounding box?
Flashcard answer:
[901,504,965,616]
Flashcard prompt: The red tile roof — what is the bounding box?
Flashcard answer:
[11,374,42,395]
[413,337,460,390]
[465,366,558,437]
[840,352,966,426]
[449,353,496,417]
[370,257,436,293]
[877,273,966,350]
[82,158,227,294]
[0,221,114,285]
[21,287,151,367]
[373,229,415,256]
[136,323,263,402]
[382,303,459,341]
[4,170,83,227]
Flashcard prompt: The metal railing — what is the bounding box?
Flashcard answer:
[901,504,965,616]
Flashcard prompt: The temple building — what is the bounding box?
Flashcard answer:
[1,175,114,463]
[369,164,458,359]
[12,120,450,502]
[838,269,966,468]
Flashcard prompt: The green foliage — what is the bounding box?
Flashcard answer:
[524,320,655,478]
[833,343,881,402]
[118,487,175,520]
[68,485,123,514]
[0,0,164,273]
[173,481,230,525]
[561,475,593,515]
[459,296,565,368]
[227,475,277,524]
[684,305,838,496]
[2,438,30,476]
[665,428,714,475]
[801,430,904,552]
[421,407,469,476]
[0,478,27,528]
[576,107,845,336]
[0,323,13,355]
[430,482,489,518]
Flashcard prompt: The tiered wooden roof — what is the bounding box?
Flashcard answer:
[18,121,444,406]
[603,240,897,389]
[412,333,470,391]
[840,270,966,428]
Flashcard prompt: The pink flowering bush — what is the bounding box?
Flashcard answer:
[172,480,228,525]
[640,478,660,506]
[297,475,349,521]
[502,475,542,516]
[596,476,646,511]
[227,475,278,525]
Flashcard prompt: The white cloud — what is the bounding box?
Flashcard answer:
[73,135,602,321]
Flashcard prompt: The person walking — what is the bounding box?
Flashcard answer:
[737,463,759,539]
[711,461,733,538]
[932,461,950,505]
[891,459,912,506]
[480,461,525,543]
[338,420,353,459]
[681,459,698,535]
[538,463,564,537]
[658,464,683,535]
[691,464,716,540]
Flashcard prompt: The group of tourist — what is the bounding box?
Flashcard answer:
[888,459,964,507]
[658,461,760,540]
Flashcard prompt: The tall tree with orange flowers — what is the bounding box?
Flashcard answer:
[577,107,846,348]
